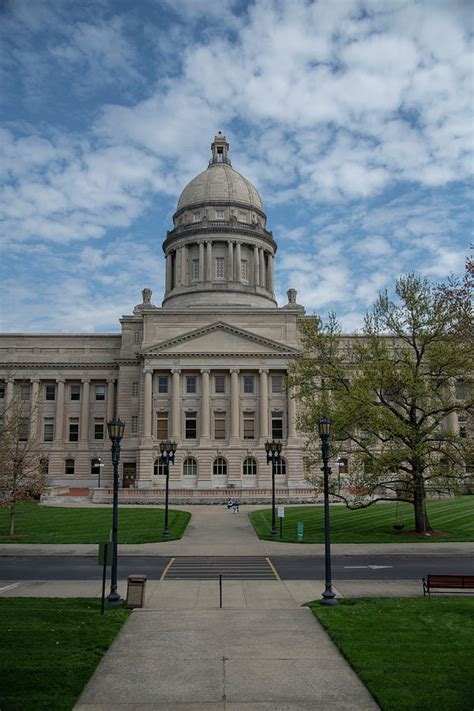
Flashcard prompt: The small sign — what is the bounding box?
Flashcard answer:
[297,522,304,542]
[277,506,285,518]
[98,541,112,566]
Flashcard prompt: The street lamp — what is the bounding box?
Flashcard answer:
[318,417,338,606]
[265,440,282,536]
[106,418,125,606]
[159,440,177,537]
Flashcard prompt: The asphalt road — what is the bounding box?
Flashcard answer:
[0,555,472,581]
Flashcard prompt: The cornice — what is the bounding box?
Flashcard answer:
[163,222,276,253]
[0,362,120,371]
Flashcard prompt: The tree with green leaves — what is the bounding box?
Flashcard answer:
[289,272,473,534]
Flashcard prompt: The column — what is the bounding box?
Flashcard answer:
[267,252,274,293]
[176,247,182,286]
[200,368,210,440]
[166,253,173,292]
[444,380,459,434]
[80,379,90,441]
[259,247,265,287]
[54,378,65,442]
[199,242,205,282]
[254,245,259,285]
[181,244,188,285]
[230,368,240,441]
[143,369,153,438]
[259,369,269,440]
[171,369,181,439]
[227,242,234,282]
[287,382,297,439]
[235,242,242,283]
[206,241,213,281]
[106,379,115,421]
[30,379,40,440]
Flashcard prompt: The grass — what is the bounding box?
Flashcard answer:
[0,503,191,543]
[0,598,131,710]
[309,597,474,711]
[249,496,474,543]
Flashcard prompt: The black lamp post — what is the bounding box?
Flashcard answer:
[159,439,177,537]
[265,440,282,536]
[319,417,338,606]
[106,417,125,606]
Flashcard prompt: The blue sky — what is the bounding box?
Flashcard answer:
[0,0,472,333]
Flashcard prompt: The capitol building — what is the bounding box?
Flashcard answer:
[0,134,314,501]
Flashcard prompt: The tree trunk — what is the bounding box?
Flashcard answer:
[413,470,433,533]
[9,508,15,536]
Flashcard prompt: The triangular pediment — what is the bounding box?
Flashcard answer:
[142,321,300,357]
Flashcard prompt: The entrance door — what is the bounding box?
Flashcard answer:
[122,463,137,489]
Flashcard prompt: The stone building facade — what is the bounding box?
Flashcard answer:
[0,134,311,500]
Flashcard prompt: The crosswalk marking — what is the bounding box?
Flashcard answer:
[163,556,278,580]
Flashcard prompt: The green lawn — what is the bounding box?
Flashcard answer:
[0,598,131,710]
[309,597,474,711]
[249,496,474,543]
[0,503,191,543]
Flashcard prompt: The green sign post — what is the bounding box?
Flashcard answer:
[98,542,113,614]
[297,522,304,542]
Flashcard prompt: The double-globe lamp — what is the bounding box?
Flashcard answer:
[106,417,125,606]
[265,439,282,536]
[318,417,338,606]
[159,440,178,537]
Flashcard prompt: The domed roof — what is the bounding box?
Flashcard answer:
[176,133,264,213]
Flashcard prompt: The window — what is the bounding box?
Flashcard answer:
[19,418,29,441]
[45,384,55,401]
[243,375,254,394]
[153,459,167,476]
[337,457,349,474]
[133,330,140,344]
[157,412,168,440]
[213,457,227,476]
[215,257,225,279]
[271,411,283,439]
[183,458,197,476]
[214,414,226,440]
[39,458,49,475]
[70,385,80,401]
[186,376,197,394]
[95,385,106,401]
[215,375,225,394]
[274,458,287,476]
[193,212,201,222]
[69,418,79,442]
[158,377,168,394]
[20,383,30,401]
[243,457,257,476]
[43,417,54,442]
[243,413,255,439]
[455,382,470,401]
[131,416,138,436]
[0,383,5,399]
[65,459,75,476]
[271,375,283,393]
[94,419,104,440]
[185,411,197,439]
[458,415,468,439]
[91,458,102,476]
[240,259,248,281]
[192,259,199,280]
[132,381,139,397]
[215,209,224,219]
[238,211,247,222]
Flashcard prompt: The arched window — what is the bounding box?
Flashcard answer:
[213,457,227,476]
[153,459,167,476]
[274,458,287,476]
[183,458,197,476]
[242,457,257,476]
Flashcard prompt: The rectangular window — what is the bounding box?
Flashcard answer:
[243,375,254,394]
[271,375,283,393]
[192,259,199,280]
[243,413,255,439]
[70,385,80,401]
[193,212,201,222]
[186,376,197,394]
[271,411,283,439]
[45,384,55,401]
[43,417,54,442]
[338,457,349,474]
[69,418,79,442]
[215,209,224,219]
[158,376,168,394]
[94,419,104,440]
[240,259,248,281]
[132,381,139,397]
[131,416,138,436]
[215,257,225,279]
[185,411,197,439]
[19,417,29,441]
[133,330,140,344]
[91,458,102,475]
[20,383,30,401]
[65,458,75,476]
[157,412,169,440]
[455,382,470,401]
[95,385,106,401]
[215,375,225,394]
[0,383,5,399]
[214,414,226,440]
[239,211,247,222]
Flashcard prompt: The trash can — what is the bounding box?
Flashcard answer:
[126,575,147,608]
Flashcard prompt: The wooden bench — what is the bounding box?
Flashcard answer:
[423,574,474,596]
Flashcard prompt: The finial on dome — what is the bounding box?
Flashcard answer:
[210,132,231,166]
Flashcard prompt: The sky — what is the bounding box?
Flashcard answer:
[0,0,472,333]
